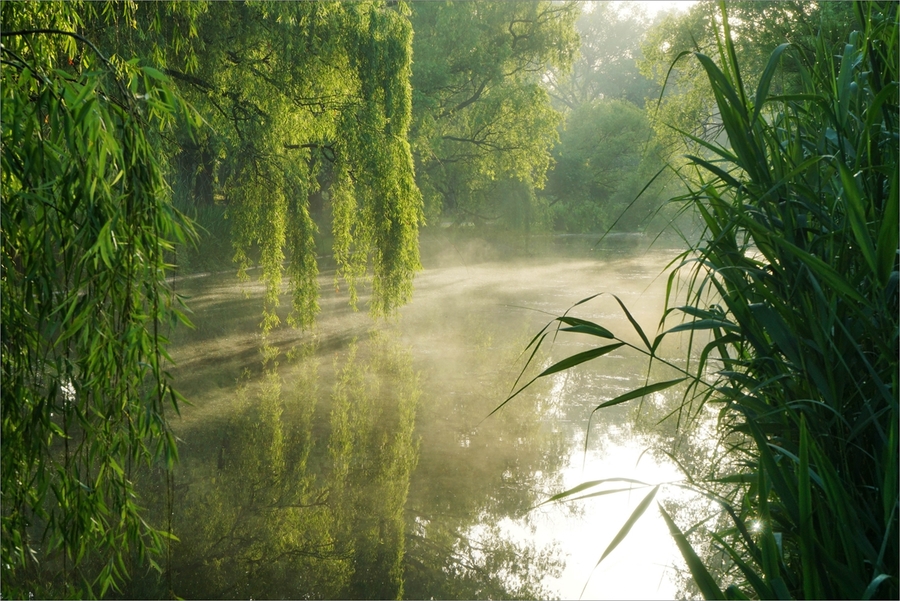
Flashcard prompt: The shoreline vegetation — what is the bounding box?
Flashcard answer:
[504,2,898,599]
[2,1,897,598]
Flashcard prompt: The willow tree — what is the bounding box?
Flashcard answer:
[134,1,423,328]
[409,1,578,224]
[1,1,423,597]
[0,3,202,597]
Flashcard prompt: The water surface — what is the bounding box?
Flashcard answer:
[158,232,693,599]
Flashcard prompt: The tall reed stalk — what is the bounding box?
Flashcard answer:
[501,2,898,598]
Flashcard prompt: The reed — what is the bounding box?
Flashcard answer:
[502,2,898,598]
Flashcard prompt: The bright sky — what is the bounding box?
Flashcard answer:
[614,1,699,18]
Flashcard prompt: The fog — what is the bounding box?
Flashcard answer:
[155,230,699,599]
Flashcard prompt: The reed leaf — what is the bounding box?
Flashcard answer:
[659,503,725,600]
[509,3,898,597]
[592,486,659,569]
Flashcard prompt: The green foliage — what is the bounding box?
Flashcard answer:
[410,1,578,224]
[144,2,423,327]
[0,19,198,598]
[544,2,659,110]
[161,333,420,599]
[540,3,673,235]
[545,99,665,232]
[638,1,857,163]
[507,2,898,598]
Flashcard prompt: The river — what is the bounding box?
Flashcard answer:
[153,231,695,600]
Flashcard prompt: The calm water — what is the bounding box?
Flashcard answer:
[156,232,695,599]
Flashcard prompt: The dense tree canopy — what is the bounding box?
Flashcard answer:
[1,1,424,596]
[539,2,667,234]
[141,1,423,326]
[409,1,578,224]
[544,2,658,110]
[544,99,664,233]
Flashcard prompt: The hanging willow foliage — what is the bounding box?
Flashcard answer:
[2,2,425,596]
[0,27,200,598]
[153,1,424,332]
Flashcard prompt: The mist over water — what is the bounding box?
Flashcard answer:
[162,230,694,599]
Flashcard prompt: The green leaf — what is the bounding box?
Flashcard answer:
[659,503,725,600]
[875,171,898,286]
[798,415,821,599]
[711,532,774,599]
[725,584,750,600]
[665,318,739,335]
[612,295,651,350]
[582,485,660,598]
[862,573,892,600]
[538,342,625,379]
[556,316,614,339]
[594,378,687,410]
[839,162,878,276]
[751,43,791,125]
[768,235,867,304]
[685,155,744,189]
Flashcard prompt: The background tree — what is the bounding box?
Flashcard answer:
[543,99,665,233]
[540,3,668,234]
[544,1,658,110]
[409,1,578,226]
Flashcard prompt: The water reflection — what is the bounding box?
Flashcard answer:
[147,232,691,599]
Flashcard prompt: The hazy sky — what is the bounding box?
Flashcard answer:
[615,0,698,17]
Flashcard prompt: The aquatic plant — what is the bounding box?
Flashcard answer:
[502,2,898,598]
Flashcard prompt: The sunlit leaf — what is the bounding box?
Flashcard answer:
[659,503,725,600]
[594,378,687,411]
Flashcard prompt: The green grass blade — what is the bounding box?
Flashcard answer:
[539,342,625,378]
[752,43,792,125]
[747,419,799,523]
[838,162,878,276]
[684,155,744,189]
[875,170,898,286]
[710,531,774,599]
[556,316,615,339]
[664,319,739,335]
[659,503,725,600]
[507,329,550,396]
[594,378,687,411]
[767,234,867,304]
[612,295,652,350]
[798,414,821,599]
[587,486,659,575]
[725,585,750,600]
[564,293,604,314]
[862,573,892,600]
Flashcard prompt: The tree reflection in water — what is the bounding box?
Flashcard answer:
[137,317,565,599]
